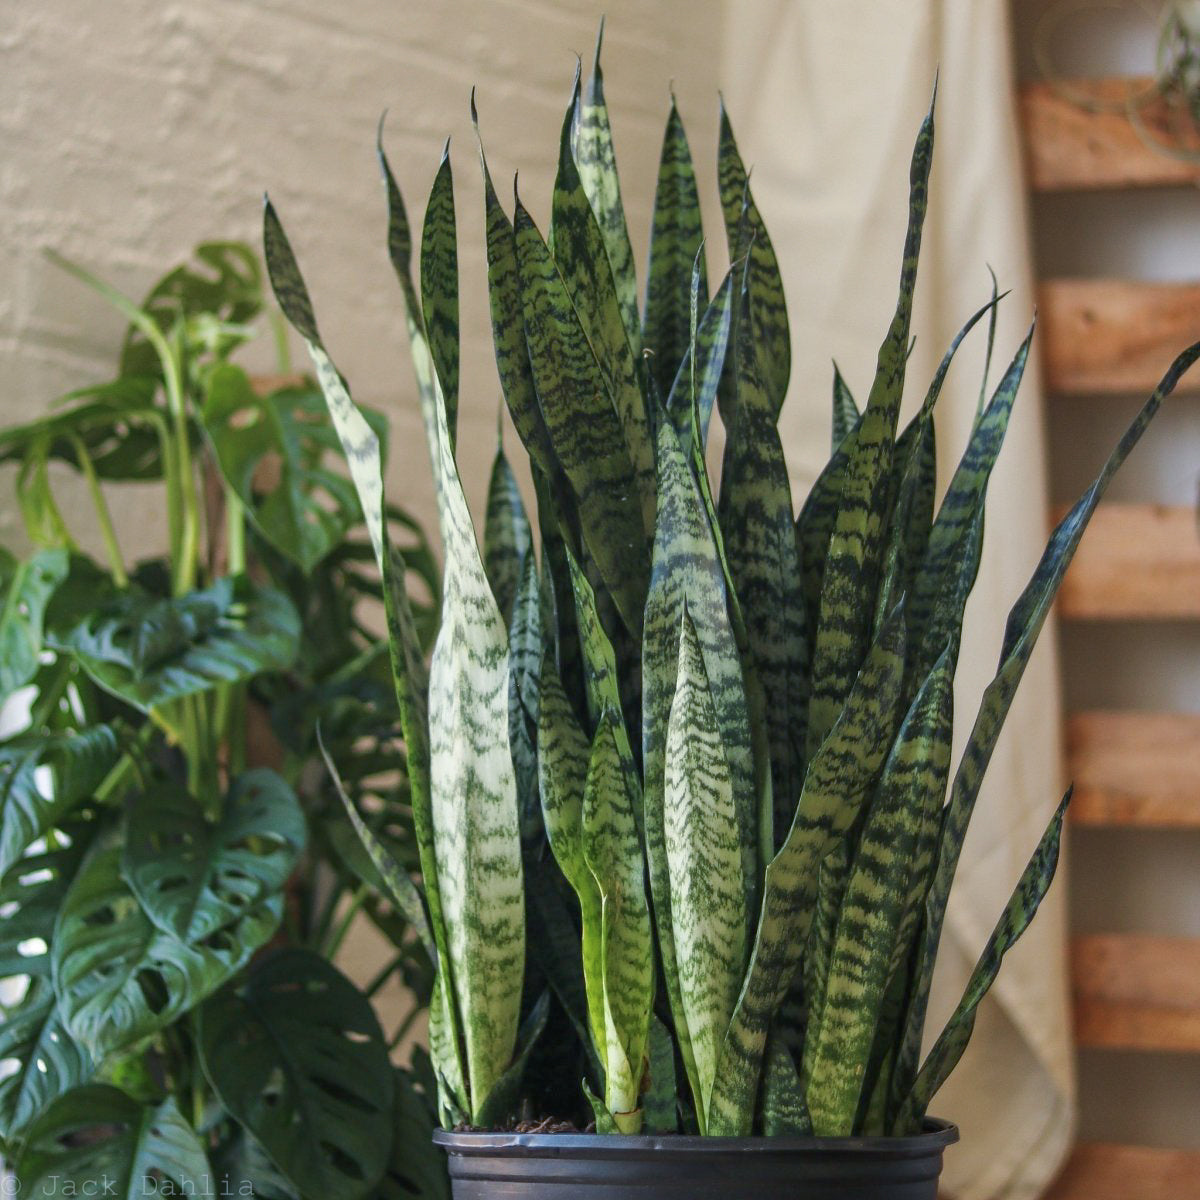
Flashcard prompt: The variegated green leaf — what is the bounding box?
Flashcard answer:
[761,1034,812,1136]
[550,75,655,535]
[896,792,1070,1131]
[509,547,542,847]
[716,103,790,414]
[804,649,954,1134]
[537,650,606,1064]
[474,110,558,476]
[514,195,650,635]
[799,841,849,1092]
[644,98,707,400]
[908,323,1034,677]
[663,606,747,1130]
[581,712,654,1132]
[421,143,460,449]
[483,440,533,625]
[708,609,907,1135]
[262,198,467,1114]
[643,1015,679,1133]
[377,120,443,484]
[831,364,859,452]
[893,340,1200,1111]
[667,263,734,452]
[805,97,934,758]
[719,312,806,841]
[574,19,640,351]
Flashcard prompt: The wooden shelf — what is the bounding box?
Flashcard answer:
[1056,503,1200,620]
[1039,279,1200,397]
[1068,712,1200,828]
[1021,77,1200,192]
[1045,1142,1200,1200]
[1073,935,1200,1052]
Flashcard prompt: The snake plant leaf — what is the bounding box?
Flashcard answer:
[509,548,543,847]
[708,608,907,1136]
[483,440,534,624]
[54,845,281,1058]
[424,351,525,1124]
[643,1014,679,1133]
[376,121,443,482]
[122,769,305,944]
[805,97,934,758]
[1,835,88,981]
[317,731,435,959]
[0,547,68,695]
[666,262,734,451]
[198,950,394,1200]
[581,711,654,1132]
[716,103,790,415]
[537,650,607,1063]
[719,314,807,836]
[201,367,384,572]
[574,19,640,351]
[893,339,1200,1110]
[831,364,860,452]
[0,724,119,877]
[799,840,850,1091]
[421,143,461,449]
[263,198,465,1104]
[474,117,558,479]
[644,97,707,400]
[795,426,855,629]
[761,1034,812,1136]
[908,323,1034,676]
[0,984,93,1140]
[52,576,299,714]
[642,413,759,1107]
[475,990,552,1127]
[663,606,747,1131]
[15,1088,210,1200]
[514,195,650,635]
[804,649,954,1135]
[550,77,655,535]
[897,792,1070,1131]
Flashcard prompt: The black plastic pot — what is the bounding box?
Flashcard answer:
[434,1121,958,1199]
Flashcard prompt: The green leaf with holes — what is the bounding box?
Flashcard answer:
[16,1088,210,1200]
[198,950,395,1200]
[121,769,304,944]
[0,547,69,695]
[53,845,281,1058]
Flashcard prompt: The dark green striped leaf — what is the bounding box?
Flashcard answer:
[574,20,640,351]
[716,104,790,414]
[805,98,934,758]
[831,365,859,452]
[708,608,907,1135]
[483,440,533,625]
[664,606,748,1130]
[514,196,650,635]
[761,1034,812,1135]
[896,792,1070,1131]
[421,143,460,449]
[804,650,954,1134]
[667,263,734,452]
[644,98,707,400]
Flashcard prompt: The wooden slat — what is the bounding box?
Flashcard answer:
[1068,712,1200,828]
[1044,1142,1200,1200]
[1056,503,1200,620]
[1039,279,1200,397]
[1021,77,1200,191]
[1073,934,1200,1052]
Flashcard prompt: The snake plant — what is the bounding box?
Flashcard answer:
[265,36,1200,1141]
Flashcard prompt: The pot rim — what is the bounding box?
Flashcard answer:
[434,1118,958,1157]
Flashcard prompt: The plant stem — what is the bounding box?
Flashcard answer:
[68,435,128,587]
[323,884,368,960]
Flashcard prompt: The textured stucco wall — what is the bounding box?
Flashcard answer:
[1,0,725,553]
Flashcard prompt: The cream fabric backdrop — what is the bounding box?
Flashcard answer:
[719,3,1073,1198]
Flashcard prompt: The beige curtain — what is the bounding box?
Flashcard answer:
[719,3,1075,1198]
